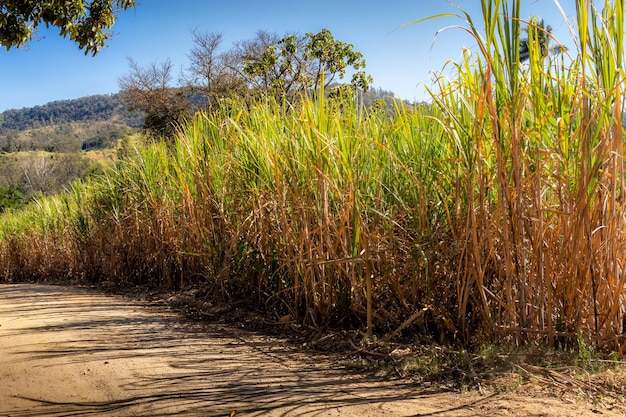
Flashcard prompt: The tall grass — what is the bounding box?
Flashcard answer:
[0,0,624,353]
[428,0,626,348]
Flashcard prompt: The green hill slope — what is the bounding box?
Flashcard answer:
[0,94,143,152]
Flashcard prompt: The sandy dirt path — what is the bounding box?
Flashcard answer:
[0,284,621,416]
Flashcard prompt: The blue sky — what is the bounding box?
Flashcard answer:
[0,0,579,112]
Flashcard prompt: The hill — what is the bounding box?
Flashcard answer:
[0,94,143,153]
[0,94,144,210]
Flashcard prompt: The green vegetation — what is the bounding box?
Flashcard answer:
[1,0,625,362]
[0,95,141,199]
[0,94,142,153]
[0,187,25,213]
[0,151,107,201]
[0,0,135,55]
[119,29,375,138]
[0,94,142,135]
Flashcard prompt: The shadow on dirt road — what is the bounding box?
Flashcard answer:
[0,284,615,416]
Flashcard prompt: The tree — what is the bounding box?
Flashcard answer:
[239,29,373,100]
[119,58,192,139]
[184,30,244,104]
[20,154,58,194]
[120,28,374,138]
[519,18,565,63]
[0,0,135,55]
[228,30,284,97]
[238,31,307,99]
[304,29,372,92]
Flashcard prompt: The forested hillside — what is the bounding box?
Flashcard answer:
[0,94,143,133]
[0,94,143,212]
[0,94,143,153]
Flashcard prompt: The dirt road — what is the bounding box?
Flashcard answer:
[0,284,621,416]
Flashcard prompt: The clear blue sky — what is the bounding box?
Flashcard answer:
[0,0,578,112]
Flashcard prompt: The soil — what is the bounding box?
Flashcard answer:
[0,283,624,417]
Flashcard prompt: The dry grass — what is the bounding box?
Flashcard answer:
[0,0,625,357]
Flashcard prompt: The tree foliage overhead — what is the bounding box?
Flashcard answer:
[0,0,135,55]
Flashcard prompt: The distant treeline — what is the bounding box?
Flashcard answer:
[0,94,144,134]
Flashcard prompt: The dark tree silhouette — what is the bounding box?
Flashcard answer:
[519,18,565,63]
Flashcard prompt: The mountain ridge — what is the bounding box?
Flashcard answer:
[0,94,143,134]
